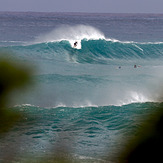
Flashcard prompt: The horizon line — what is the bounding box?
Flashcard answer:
[0,11,163,15]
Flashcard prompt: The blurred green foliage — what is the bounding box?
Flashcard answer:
[0,52,73,163]
[0,53,31,133]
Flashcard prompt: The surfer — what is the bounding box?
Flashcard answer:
[74,41,78,47]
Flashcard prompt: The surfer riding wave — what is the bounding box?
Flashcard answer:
[74,41,78,47]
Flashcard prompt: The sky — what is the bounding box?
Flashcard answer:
[0,0,163,13]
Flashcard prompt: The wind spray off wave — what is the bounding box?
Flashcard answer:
[34,25,105,49]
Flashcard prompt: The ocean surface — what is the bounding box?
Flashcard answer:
[0,12,163,162]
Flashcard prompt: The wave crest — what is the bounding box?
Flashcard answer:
[35,25,105,49]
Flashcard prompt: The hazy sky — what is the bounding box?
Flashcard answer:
[0,0,163,13]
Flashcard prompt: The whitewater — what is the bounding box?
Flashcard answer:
[0,12,163,162]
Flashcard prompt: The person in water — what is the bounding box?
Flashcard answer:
[74,41,78,47]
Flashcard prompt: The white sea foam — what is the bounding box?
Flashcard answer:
[133,44,144,51]
[14,104,40,108]
[34,25,105,49]
[105,38,163,45]
[117,91,151,106]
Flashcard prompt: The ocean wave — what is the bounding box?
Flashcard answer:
[12,102,148,110]
[1,24,163,64]
[16,73,158,108]
[13,87,155,109]
[6,38,163,65]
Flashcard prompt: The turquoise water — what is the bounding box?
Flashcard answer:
[0,12,163,162]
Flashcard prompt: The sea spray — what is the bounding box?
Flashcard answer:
[34,25,105,49]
